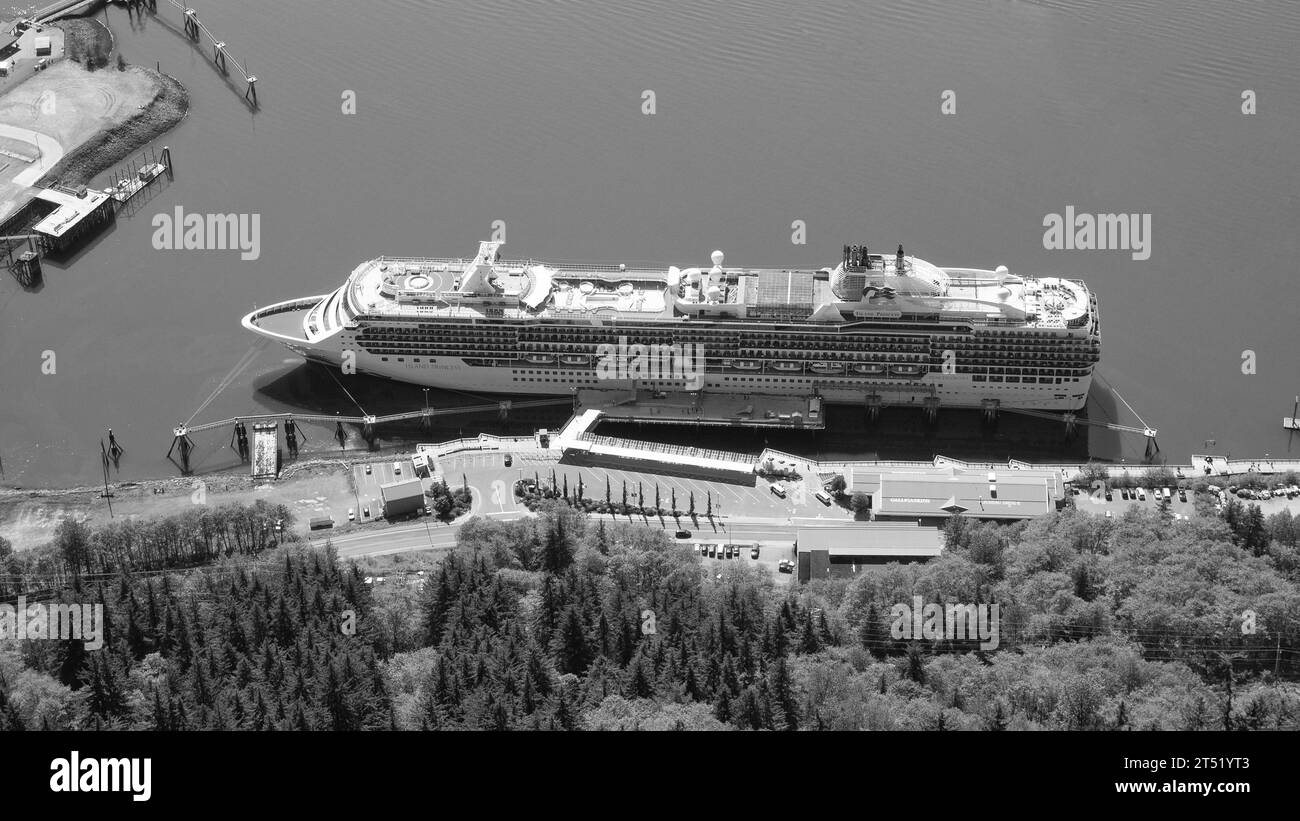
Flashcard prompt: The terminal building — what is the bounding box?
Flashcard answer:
[849,465,1060,524]
[795,524,945,583]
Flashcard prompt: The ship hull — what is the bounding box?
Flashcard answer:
[275,335,1090,411]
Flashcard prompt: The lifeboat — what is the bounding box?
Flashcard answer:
[809,362,843,374]
[731,360,762,371]
[851,363,886,375]
[889,363,924,377]
[523,353,556,365]
[559,353,591,366]
[772,361,804,372]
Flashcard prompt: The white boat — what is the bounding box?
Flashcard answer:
[810,362,843,374]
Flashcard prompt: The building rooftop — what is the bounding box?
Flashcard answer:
[796,524,945,557]
[379,478,424,502]
[32,187,112,239]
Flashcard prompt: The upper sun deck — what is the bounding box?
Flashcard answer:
[335,241,1094,332]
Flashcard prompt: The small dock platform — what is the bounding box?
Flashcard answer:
[250,422,279,479]
[108,161,167,203]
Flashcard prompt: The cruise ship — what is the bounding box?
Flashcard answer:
[243,241,1100,411]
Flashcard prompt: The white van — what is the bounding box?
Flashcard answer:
[771,482,787,498]
[815,489,832,505]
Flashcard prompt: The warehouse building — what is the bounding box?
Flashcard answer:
[849,465,1058,524]
[795,523,945,583]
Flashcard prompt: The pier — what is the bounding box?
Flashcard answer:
[135,1,260,105]
[0,146,172,268]
[165,397,573,474]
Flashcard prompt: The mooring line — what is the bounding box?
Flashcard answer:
[183,340,267,428]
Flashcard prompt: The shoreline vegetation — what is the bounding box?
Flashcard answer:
[2,498,1299,730]
[33,17,189,189]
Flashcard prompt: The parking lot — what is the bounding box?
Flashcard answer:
[679,537,796,583]
[1071,484,1199,518]
[509,459,852,523]
[352,455,424,523]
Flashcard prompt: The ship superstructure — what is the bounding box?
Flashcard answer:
[243,241,1100,411]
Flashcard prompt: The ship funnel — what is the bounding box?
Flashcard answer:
[896,244,905,274]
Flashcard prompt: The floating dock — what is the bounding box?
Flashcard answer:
[574,387,823,430]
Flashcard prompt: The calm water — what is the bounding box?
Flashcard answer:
[2,0,1299,489]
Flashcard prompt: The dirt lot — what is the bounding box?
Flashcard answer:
[0,60,159,218]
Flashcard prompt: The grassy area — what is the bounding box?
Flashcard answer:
[34,67,188,188]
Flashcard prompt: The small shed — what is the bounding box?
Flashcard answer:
[33,36,51,56]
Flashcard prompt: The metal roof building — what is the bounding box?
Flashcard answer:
[850,466,1057,521]
[795,524,945,582]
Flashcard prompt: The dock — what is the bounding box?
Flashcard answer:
[30,185,114,253]
[250,422,278,479]
[574,387,824,429]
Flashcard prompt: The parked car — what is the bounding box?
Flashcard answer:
[750,545,761,560]
[364,464,372,475]
[1178,489,1187,502]
[347,508,355,522]
[777,560,793,574]
[1120,488,1129,500]
[504,454,512,467]
[708,543,718,558]
[693,543,701,554]
[393,462,402,475]
[815,490,832,505]
[675,529,691,539]
[1104,489,1113,501]
[770,482,787,498]
[362,505,370,518]
[1137,488,1147,500]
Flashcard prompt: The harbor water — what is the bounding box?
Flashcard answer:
[1,0,1299,488]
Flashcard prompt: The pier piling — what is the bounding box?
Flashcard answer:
[865,393,882,423]
[167,425,196,474]
[922,395,940,426]
[107,428,125,469]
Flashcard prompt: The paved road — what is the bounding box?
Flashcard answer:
[312,506,821,561]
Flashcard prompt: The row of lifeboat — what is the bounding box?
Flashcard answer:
[723,359,924,377]
[522,353,591,366]
[519,352,926,376]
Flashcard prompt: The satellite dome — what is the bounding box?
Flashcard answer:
[710,250,724,266]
